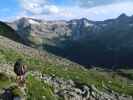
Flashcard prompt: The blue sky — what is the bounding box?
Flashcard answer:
[0,0,20,19]
[1,0,133,21]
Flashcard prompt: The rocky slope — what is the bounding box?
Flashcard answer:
[0,65,133,100]
[32,71,133,100]
[0,35,133,100]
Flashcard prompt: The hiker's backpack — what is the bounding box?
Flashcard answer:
[14,59,26,76]
[1,89,14,100]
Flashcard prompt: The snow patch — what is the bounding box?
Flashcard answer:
[85,23,94,27]
[28,19,40,25]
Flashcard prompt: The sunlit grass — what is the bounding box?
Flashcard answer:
[0,47,133,96]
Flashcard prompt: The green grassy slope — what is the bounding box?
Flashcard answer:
[0,35,133,98]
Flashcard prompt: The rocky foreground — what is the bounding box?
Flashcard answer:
[31,71,133,100]
[0,63,132,100]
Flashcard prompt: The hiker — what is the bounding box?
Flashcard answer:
[14,59,27,86]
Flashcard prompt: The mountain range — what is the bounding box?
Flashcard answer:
[6,13,133,68]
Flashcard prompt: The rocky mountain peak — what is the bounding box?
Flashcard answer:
[15,17,41,27]
[80,17,89,22]
[117,13,129,20]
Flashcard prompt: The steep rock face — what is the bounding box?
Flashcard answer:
[68,18,95,40]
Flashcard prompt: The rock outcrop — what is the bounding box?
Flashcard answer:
[31,71,133,100]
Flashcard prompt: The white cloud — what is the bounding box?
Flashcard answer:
[16,0,133,21]
[86,2,133,20]
[19,0,60,14]
[1,0,133,21]
[62,2,133,21]
[76,0,132,8]
[18,0,74,20]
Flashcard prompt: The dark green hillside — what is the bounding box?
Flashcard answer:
[0,21,24,43]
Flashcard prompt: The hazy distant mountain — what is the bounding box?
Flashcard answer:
[8,14,133,67]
